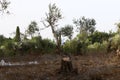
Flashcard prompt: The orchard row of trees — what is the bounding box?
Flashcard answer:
[0,3,120,56]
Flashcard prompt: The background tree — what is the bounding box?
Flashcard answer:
[73,16,96,35]
[73,17,96,53]
[61,25,73,40]
[88,31,110,44]
[14,26,21,42]
[42,3,62,53]
[107,22,120,52]
[27,21,39,39]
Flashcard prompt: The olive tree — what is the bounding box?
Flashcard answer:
[73,16,96,35]
[27,21,39,39]
[61,25,73,40]
[42,3,62,53]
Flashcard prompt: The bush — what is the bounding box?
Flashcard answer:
[88,31,109,44]
[18,41,35,54]
[63,39,87,55]
[2,40,16,56]
[63,39,78,53]
[110,34,120,51]
[41,39,56,53]
[87,41,108,54]
[0,49,4,57]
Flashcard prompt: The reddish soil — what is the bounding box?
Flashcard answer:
[0,53,120,80]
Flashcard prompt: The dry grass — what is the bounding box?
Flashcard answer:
[0,53,120,80]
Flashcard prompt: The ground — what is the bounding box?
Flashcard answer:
[0,53,120,80]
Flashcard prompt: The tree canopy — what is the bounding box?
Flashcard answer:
[27,21,39,38]
[61,25,73,40]
[73,16,96,35]
[43,3,62,53]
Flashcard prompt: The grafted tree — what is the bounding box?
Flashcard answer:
[42,4,76,73]
[27,21,39,39]
[14,26,21,42]
[42,3,62,53]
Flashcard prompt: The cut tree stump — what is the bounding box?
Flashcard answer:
[60,56,73,73]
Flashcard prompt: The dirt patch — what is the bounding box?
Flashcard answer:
[0,53,120,80]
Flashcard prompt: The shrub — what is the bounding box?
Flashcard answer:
[87,41,108,54]
[41,39,56,53]
[63,39,78,54]
[110,34,120,50]
[2,40,16,56]
[0,48,4,57]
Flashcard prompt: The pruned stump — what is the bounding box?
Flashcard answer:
[60,56,73,73]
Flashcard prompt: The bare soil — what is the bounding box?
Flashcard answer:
[0,53,120,80]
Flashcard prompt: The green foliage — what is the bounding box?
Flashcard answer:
[106,22,120,52]
[41,39,56,53]
[13,37,56,54]
[77,32,88,41]
[88,42,101,51]
[109,34,120,51]
[27,21,39,38]
[63,38,88,55]
[76,33,90,54]
[2,39,16,56]
[19,42,31,52]
[88,31,110,44]
[87,41,108,54]
[0,48,4,56]
[44,3,62,28]
[115,22,120,33]
[0,35,5,46]
[0,2,118,56]
[13,40,37,55]
[29,38,56,53]
[14,26,21,42]
[63,39,78,53]
[61,25,73,40]
[43,3,62,53]
[76,41,86,55]
[73,16,96,34]
[31,36,42,50]
[63,32,109,55]
[71,19,115,55]
[72,17,97,54]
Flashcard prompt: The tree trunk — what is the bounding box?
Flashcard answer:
[60,56,73,73]
[55,32,62,54]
